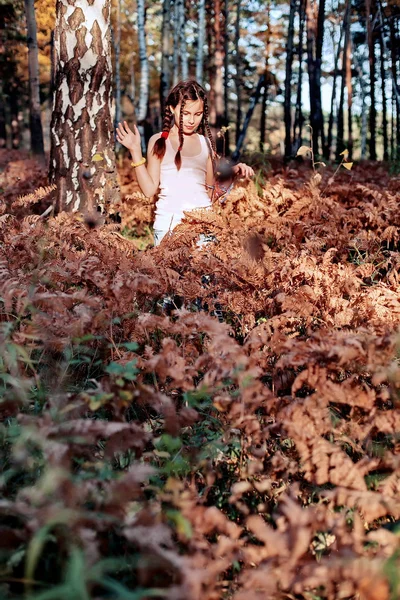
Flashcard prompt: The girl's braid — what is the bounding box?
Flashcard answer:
[174,96,186,170]
[163,106,173,132]
[203,99,217,175]
[203,99,217,157]
[152,106,173,160]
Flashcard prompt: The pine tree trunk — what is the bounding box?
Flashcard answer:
[113,0,121,130]
[284,0,296,158]
[223,0,230,154]
[24,0,45,156]
[293,0,305,152]
[0,81,6,149]
[365,0,377,160]
[196,0,206,84]
[49,0,120,213]
[305,0,325,156]
[234,0,241,145]
[214,0,224,142]
[260,0,271,153]
[389,7,399,158]
[232,73,265,160]
[160,0,171,109]
[337,0,350,157]
[346,34,353,159]
[137,0,148,123]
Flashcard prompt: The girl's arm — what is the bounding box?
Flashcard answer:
[116,122,161,197]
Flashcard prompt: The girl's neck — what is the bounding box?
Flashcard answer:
[170,124,197,137]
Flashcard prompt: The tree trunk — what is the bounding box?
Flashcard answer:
[223,0,230,154]
[213,0,224,145]
[260,0,271,153]
[160,0,171,109]
[24,0,45,156]
[173,0,180,85]
[234,0,241,145]
[337,0,350,157]
[0,81,6,149]
[305,0,325,156]
[113,0,121,130]
[196,0,206,84]
[325,5,345,160]
[379,32,388,160]
[388,4,399,158]
[293,0,305,152]
[232,73,265,160]
[10,84,21,149]
[284,0,296,158]
[206,0,216,124]
[365,0,377,160]
[346,34,353,159]
[179,0,188,80]
[49,0,120,213]
[137,0,148,122]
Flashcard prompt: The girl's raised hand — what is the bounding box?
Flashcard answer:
[116,121,142,154]
[233,163,255,179]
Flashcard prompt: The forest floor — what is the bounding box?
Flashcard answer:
[0,148,399,600]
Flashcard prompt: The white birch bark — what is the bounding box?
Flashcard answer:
[49,0,120,212]
[196,0,206,84]
[24,0,45,155]
[137,0,149,122]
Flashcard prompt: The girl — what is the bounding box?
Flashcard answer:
[116,80,254,245]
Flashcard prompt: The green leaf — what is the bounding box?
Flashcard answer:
[92,153,104,162]
[122,342,139,351]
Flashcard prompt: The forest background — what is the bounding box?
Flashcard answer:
[0,1,400,600]
[1,0,400,165]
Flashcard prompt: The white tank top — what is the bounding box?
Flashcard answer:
[154,134,211,231]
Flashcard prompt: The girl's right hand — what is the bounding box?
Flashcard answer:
[116,121,142,155]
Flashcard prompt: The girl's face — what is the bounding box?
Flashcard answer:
[170,99,204,134]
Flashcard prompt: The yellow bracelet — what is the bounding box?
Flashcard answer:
[131,157,146,168]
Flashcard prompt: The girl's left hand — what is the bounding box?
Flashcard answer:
[233,163,255,178]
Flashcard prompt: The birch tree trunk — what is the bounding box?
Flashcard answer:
[196,0,206,84]
[137,0,148,122]
[284,0,296,158]
[49,0,120,213]
[365,0,377,160]
[24,0,45,156]
[325,11,345,160]
[160,0,172,108]
[173,0,180,85]
[178,0,188,80]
